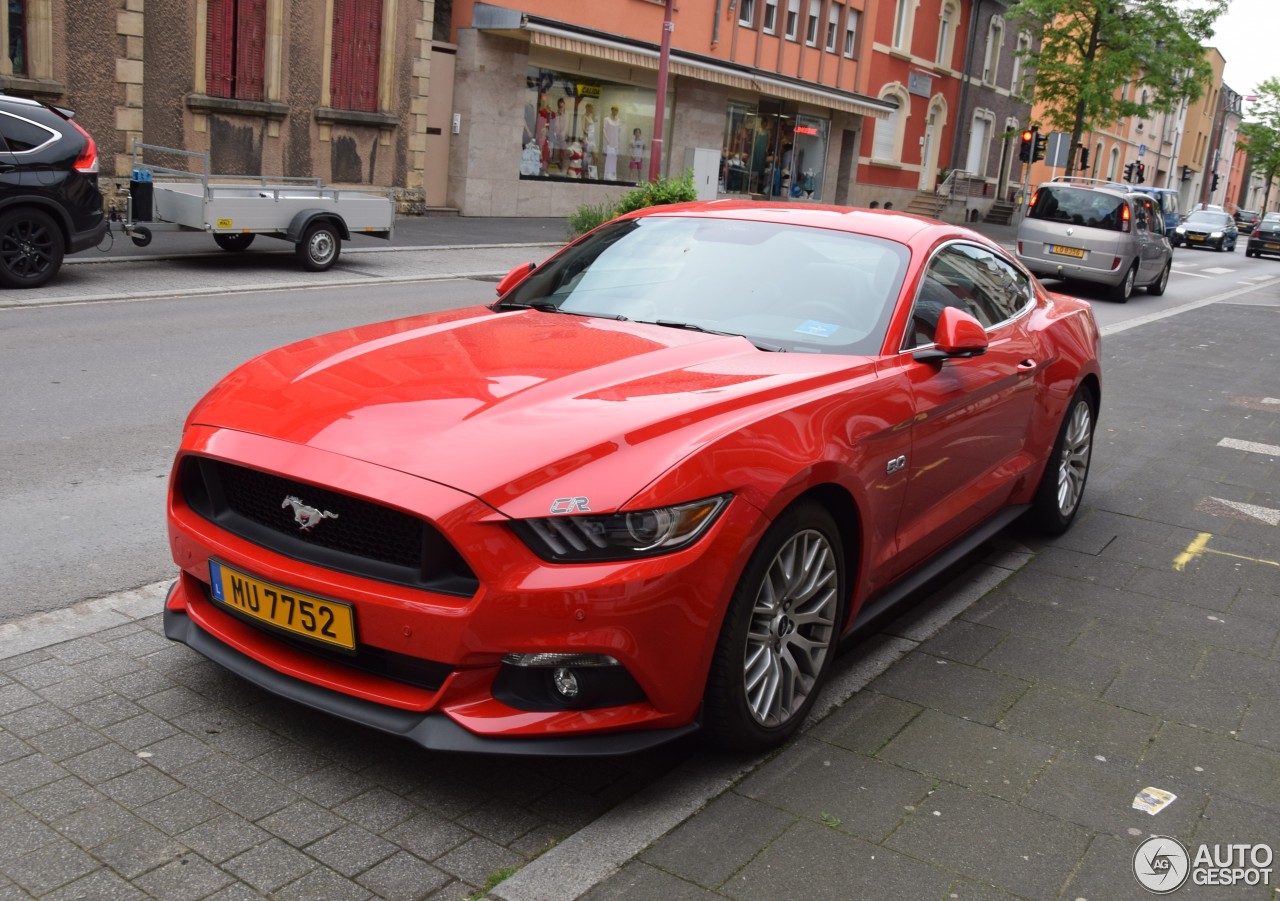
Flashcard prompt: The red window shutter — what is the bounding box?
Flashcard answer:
[235,0,267,101]
[330,0,354,109]
[330,0,381,111]
[206,0,235,98]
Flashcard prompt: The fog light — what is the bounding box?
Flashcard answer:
[552,667,580,698]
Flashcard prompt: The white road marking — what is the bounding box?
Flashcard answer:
[1202,497,1280,527]
[1200,267,1236,275]
[1264,398,1280,405]
[1218,437,1280,457]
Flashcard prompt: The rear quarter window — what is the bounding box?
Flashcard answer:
[1029,187,1126,232]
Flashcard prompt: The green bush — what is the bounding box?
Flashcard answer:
[566,170,698,238]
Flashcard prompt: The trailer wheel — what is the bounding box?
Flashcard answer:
[129,227,152,248]
[296,220,340,271]
[214,233,255,252]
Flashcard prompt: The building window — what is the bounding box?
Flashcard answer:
[1092,140,1103,176]
[1106,145,1120,182]
[872,88,906,161]
[6,0,25,75]
[1011,31,1031,96]
[739,0,755,27]
[936,1,956,66]
[785,0,800,39]
[843,8,858,57]
[524,67,664,184]
[206,0,266,100]
[826,3,840,52]
[982,16,1004,84]
[805,0,819,46]
[331,0,382,112]
[763,0,777,32]
[892,0,912,51]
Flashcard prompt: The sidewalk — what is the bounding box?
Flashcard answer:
[0,214,1274,901]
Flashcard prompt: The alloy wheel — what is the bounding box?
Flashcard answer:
[1056,399,1093,518]
[742,529,839,727]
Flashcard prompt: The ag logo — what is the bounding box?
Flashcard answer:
[1134,836,1190,894]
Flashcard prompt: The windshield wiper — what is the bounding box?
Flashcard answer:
[642,320,784,352]
[494,301,628,321]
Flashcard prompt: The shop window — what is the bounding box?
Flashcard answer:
[826,3,840,52]
[722,102,829,202]
[331,0,382,112]
[206,0,266,101]
[785,0,799,39]
[805,0,819,46]
[843,8,858,58]
[523,66,664,184]
[763,0,777,33]
[739,0,755,27]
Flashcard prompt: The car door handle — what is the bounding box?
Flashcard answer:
[1017,358,1038,372]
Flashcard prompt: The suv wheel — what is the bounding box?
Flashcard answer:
[0,208,65,289]
[1109,263,1136,303]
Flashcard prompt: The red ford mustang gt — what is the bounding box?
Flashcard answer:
[164,202,1101,755]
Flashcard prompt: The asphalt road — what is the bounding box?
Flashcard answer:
[2,244,1278,622]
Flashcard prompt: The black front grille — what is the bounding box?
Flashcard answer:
[181,457,478,596]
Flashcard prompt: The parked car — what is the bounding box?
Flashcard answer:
[0,94,106,288]
[1245,212,1280,258]
[163,203,1102,755]
[1175,209,1238,252]
[1015,178,1172,302]
[1234,208,1261,234]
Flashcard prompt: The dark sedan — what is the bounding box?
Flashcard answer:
[1175,210,1238,252]
[1234,209,1261,234]
[1246,213,1280,258]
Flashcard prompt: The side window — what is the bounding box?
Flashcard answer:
[1132,199,1149,232]
[0,112,56,152]
[904,244,1030,349]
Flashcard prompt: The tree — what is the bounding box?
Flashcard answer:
[1239,78,1280,212]
[1006,0,1229,174]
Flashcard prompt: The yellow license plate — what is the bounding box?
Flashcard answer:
[209,561,356,650]
[1189,235,1205,241]
[1265,243,1280,250]
[1050,245,1085,258]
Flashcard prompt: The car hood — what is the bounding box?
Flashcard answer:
[189,307,869,517]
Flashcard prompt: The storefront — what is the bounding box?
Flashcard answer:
[448,7,892,217]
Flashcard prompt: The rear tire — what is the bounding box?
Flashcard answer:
[1109,264,1136,303]
[214,233,256,252]
[295,221,340,271]
[1028,386,1095,535]
[1146,260,1171,296]
[0,207,65,289]
[703,501,846,753]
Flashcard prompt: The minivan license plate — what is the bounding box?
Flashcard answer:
[1050,245,1085,258]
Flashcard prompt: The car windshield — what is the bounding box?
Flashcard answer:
[1184,211,1229,227]
[1028,187,1126,231]
[496,216,911,355]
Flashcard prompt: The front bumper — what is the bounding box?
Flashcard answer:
[165,426,765,754]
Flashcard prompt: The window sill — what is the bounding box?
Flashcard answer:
[315,107,401,129]
[0,76,66,101]
[187,94,289,120]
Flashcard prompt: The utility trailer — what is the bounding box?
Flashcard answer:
[121,140,394,270]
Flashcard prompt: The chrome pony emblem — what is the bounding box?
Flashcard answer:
[282,495,339,531]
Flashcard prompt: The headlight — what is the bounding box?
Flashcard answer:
[1211,231,1223,238]
[1175,226,1185,234]
[512,494,731,562]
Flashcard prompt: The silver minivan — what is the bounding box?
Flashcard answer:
[1015,178,1173,302]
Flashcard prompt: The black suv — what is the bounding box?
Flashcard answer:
[0,94,106,288]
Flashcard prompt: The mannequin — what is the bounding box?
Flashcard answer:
[603,106,621,181]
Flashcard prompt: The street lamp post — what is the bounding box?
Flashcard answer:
[649,0,675,184]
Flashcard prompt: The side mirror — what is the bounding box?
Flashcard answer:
[495,262,536,297]
[913,307,989,363]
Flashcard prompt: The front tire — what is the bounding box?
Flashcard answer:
[703,502,846,752]
[295,221,340,271]
[1028,386,1095,535]
[0,207,65,288]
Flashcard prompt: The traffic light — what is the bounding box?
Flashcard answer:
[1211,172,1220,191]
[1181,165,1191,182]
[1019,129,1034,162]
[1032,131,1048,163]
[1078,146,1090,170]
[1124,162,1135,182]
[1136,162,1145,184]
